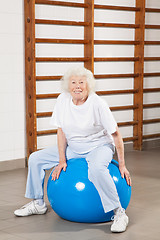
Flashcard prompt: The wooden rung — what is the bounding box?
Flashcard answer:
[123,136,138,142]
[37,133,138,142]
[111,105,139,111]
[37,122,138,136]
[37,112,52,118]
[143,88,160,93]
[145,8,160,13]
[35,19,89,26]
[94,40,140,45]
[145,24,160,29]
[36,105,139,118]
[37,130,140,138]
[96,89,138,95]
[145,41,160,45]
[94,4,140,12]
[36,93,59,99]
[36,76,62,81]
[144,57,160,61]
[143,103,160,108]
[36,73,139,81]
[94,57,139,62]
[143,133,160,139]
[36,89,138,99]
[35,0,89,8]
[143,118,160,124]
[36,38,89,44]
[37,129,57,136]
[94,22,140,28]
[118,120,138,127]
[144,72,160,77]
[94,73,139,79]
[36,57,90,62]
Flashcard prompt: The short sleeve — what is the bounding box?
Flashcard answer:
[50,94,64,128]
[98,97,117,134]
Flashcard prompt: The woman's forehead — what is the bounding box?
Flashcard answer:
[69,75,87,81]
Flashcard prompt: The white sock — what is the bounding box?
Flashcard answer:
[114,206,124,214]
[36,199,44,206]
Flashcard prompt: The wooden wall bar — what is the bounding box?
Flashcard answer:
[24,0,37,159]
[84,0,94,73]
[133,0,145,150]
[25,0,160,156]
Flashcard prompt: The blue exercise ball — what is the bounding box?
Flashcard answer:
[47,158,131,223]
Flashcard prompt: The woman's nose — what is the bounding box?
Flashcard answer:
[76,83,80,88]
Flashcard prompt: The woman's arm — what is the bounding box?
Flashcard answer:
[57,127,67,162]
[52,128,67,181]
[112,126,132,186]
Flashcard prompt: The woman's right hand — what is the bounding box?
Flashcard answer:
[51,161,67,181]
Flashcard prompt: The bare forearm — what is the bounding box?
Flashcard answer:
[112,127,131,185]
[52,128,67,181]
[57,128,67,163]
[112,127,125,167]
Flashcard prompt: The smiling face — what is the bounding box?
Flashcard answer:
[69,75,89,105]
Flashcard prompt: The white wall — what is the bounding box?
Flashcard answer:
[0,0,160,165]
[0,0,25,162]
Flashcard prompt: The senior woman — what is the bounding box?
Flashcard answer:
[14,67,131,233]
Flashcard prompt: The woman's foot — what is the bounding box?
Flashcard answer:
[14,200,48,217]
[111,208,129,233]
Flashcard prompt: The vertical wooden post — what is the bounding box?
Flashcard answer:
[24,0,37,160]
[84,0,94,74]
[133,0,145,150]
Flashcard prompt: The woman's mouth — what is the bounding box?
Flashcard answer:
[74,91,82,94]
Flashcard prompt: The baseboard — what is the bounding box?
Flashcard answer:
[122,139,160,152]
[142,139,160,150]
[0,158,25,172]
[124,142,134,152]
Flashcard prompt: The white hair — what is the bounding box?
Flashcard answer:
[61,66,95,94]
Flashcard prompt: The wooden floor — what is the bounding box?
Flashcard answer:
[0,147,160,240]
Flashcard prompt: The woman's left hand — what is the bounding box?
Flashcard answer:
[119,165,132,186]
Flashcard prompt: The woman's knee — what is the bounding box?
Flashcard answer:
[28,151,39,168]
[88,162,106,175]
[87,145,113,166]
[28,147,59,169]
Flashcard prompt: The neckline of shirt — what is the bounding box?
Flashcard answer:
[70,93,94,109]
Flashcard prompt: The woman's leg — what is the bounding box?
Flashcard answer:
[86,144,121,213]
[25,145,82,200]
[14,146,61,216]
[25,146,60,199]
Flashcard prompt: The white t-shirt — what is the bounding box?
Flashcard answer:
[50,92,117,154]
